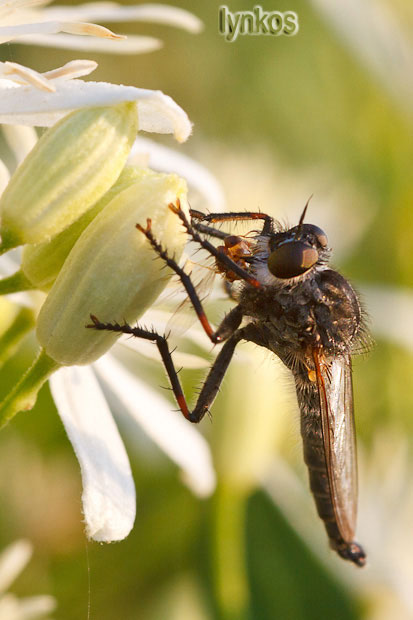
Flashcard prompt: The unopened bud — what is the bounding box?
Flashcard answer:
[21,166,144,291]
[0,103,137,252]
[37,169,188,365]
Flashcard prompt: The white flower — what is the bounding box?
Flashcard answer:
[130,137,226,212]
[0,0,199,139]
[48,359,215,542]
[0,135,221,543]
[0,539,56,619]
[0,0,202,54]
[0,63,192,142]
[0,0,213,542]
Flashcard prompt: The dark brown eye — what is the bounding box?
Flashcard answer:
[267,241,319,279]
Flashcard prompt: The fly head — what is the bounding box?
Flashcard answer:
[265,220,329,280]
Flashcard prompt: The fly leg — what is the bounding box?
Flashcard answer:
[184,322,278,422]
[190,218,229,241]
[169,201,263,289]
[190,208,274,235]
[88,317,247,423]
[136,218,243,343]
[189,210,258,301]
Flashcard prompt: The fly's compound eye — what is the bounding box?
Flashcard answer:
[267,241,319,279]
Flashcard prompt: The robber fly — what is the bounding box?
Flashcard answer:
[89,199,368,567]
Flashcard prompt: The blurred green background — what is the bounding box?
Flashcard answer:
[1,1,413,618]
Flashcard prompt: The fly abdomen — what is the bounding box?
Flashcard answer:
[306,460,343,543]
[296,378,365,566]
[301,409,342,537]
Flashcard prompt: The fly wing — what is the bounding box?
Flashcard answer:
[165,252,216,339]
[313,351,358,542]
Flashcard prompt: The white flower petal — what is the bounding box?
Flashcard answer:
[0,61,54,91]
[130,137,226,211]
[0,593,56,618]
[0,19,124,43]
[118,337,210,369]
[94,355,216,497]
[54,20,124,38]
[0,158,10,194]
[2,124,37,164]
[0,58,97,88]
[0,253,34,307]
[0,0,47,20]
[0,80,192,142]
[0,540,32,594]
[15,32,162,53]
[50,366,136,542]
[0,252,23,276]
[42,58,97,81]
[20,595,56,618]
[362,284,413,352]
[129,307,215,352]
[41,2,203,33]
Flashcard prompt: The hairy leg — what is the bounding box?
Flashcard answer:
[89,317,247,423]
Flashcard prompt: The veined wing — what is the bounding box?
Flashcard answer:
[312,350,358,543]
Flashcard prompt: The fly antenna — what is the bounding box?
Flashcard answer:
[295,194,313,238]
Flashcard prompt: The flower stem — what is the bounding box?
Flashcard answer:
[0,307,36,369]
[0,349,60,430]
[0,270,33,294]
[0,229,19,256]
[212,482,249,620]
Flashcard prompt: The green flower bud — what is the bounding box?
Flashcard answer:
[37,169,188,366]
[0,103,138,253]
[21,166,144,291]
